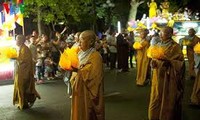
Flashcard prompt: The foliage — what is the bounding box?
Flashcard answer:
[24,0,112,31]
[23,0,192,32]
[24,0,93,25]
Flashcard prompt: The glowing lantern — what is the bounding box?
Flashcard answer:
[65,48,79,68]
[71,46,80,53]
[5,47,17,59]
[0,48,9,63]
[147,47,153,58]
[133,42,142,50]
[194,43,200,54]
[59,53,72,70]
[147,45,165,59]
[59,47,79,70]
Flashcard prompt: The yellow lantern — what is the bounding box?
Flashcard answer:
[5,47,17,59]
[66,48,79,68]
[59,47,79,70]
[133,42,142,50]
[59,52,72,70]
[194,43,200,54]
[147,45,165,59]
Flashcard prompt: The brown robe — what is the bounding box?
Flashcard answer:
[13,44,40,110]
[148,40,184,120]
[71,51,104,120]
[135,40,150,85]
[191,67,200,105]
[186,35,200,78]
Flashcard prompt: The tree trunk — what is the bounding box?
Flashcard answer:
[129,0,144,21]
[129,6,137,21]
[92,0,97,33]
[37,7,42,36]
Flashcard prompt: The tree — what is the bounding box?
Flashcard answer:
[129,0,144,21]
[24,0,110,35]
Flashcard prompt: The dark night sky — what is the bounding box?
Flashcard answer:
[0,0,199,11]
[187,0,200,11]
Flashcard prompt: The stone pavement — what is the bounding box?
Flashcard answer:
[0,67,200,120]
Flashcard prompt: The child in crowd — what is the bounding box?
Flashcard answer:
[35,45,44,84]
[44,53,55,80]
[102,41,110,67]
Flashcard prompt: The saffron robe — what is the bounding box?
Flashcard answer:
[71,51,104,120]
[135,40,150,86]
[191,68,200,105]
[13,44,40,110]
[191,54,200,105]
[186,35,200,78]
[148,40,184,120]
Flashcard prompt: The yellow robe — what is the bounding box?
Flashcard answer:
[161,2,170,17]
[191,67,200,105]
[13,44,40,110]
[135,40,150,86]
[149,2,157,18]
[148,40,184,120]
[186,36,200,78]
[71,51,104,120]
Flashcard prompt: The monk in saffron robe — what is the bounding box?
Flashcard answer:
[135,29,150,86]
[13,35,40,110]
[71,30,104,120]
[148,27,185,120]
[190,51,200,106]
[179,28,200,80]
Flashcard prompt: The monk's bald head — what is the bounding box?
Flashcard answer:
[16,35,26,47]
[80,30,96,47]
[164,26,173,36]
[160,27,173,41]
[188,28,196,37]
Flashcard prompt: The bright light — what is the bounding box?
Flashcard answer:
[0,62,14,72]
[117,21,121,33]
[182,22,198,29]
[156,18,168,24]
[58,22,65,25]
[0,39,16,47]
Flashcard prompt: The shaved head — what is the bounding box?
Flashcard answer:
[80,30,96,47]
[79,30,96,51]
[188,28,196,37]
[16,35,26,46]
[164,26,173,36]
[160,27,173,41]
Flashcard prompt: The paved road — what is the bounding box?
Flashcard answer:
[0,67,199,120]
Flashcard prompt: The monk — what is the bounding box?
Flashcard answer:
[71,30,104,120]
[190,53,200,106]
[135,29,150,86]
[148,27,185,120]
[179,28,200,80]
[13,35,40,110]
